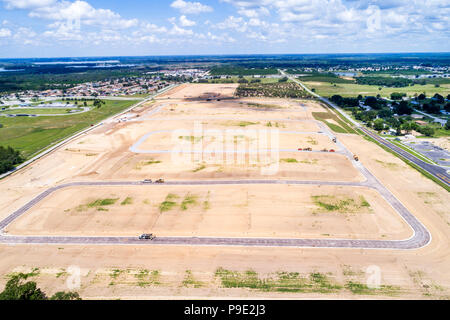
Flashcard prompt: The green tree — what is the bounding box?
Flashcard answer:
[394,101,413,115]
[0,274,46,300]
[50,291,81,300]
[0,273,81,301]
[373,119,385,131]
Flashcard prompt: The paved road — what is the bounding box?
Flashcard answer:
[0,179,430,249]
[280,70,450,187]
[359,127,450,185]
[0,106,91,117]
[0,99,431,249]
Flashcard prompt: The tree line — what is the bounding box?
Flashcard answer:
[0,146,23,175]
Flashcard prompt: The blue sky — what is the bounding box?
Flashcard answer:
[0,0,449,58]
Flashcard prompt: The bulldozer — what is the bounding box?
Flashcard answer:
[353,155,359,161]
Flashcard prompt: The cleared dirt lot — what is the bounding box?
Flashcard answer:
[0,84,448,299]
[6,184,410,240]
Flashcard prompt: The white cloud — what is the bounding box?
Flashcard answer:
[222,0,450,43]
[170,0,213,14]
[179,15,196,27]
[25,1,139,29]
[2,0,56,9]
[168,24,194,36]
[216,16,247,32]
[0,28,11,37]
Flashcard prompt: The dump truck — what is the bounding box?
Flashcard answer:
[305,147,312,152]
[139,234,155,240]
[353,155,359,161]
[332,137,337,143]
[155,178,165,183]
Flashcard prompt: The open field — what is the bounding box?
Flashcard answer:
[5,184,410,240]
[0,83,448,299]
[201,76,283,84]
[303,81,450,98]
[0,108,82,115]
[0,100,138,159]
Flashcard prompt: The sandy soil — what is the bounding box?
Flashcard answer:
[6,185,410,240]
[0,84,448,299]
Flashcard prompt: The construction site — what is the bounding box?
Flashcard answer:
[0,83,448,299]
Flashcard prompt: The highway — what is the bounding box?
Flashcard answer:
[0,98,432,249]
[280,70,450,187]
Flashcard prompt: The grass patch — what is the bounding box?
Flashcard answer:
[311,195,371,214]
[76,197,119,211]
[222,121,259,127]
[203,191,211,211]
[182,270,204,288]
[159,194,179,212]
[88,198,119,208]
[238,121,258,127]
[193,163,206,172]
[180,193,198,211]
[312,110,356,134]
[281,158,319,165]
[215,268,342,293]
[120,197,133,206]
[135,159,161,170]
[280,158,298,163]
[375,159,400,169]
[143,159,161,165]
[179,136,203,143]
[307,136,318,145]
[300,159,318,165]
[135,270,160,287]
[247,103,280,109]
[345,281,400,296]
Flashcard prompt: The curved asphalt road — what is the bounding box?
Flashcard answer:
[0,179,430,249]
[0,91,432,249]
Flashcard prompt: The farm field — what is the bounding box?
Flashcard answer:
[303,81,450,98]
[0,84,448,300]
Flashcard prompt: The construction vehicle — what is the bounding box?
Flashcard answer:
[155,178,165,183]
[305,147,312,152]
[143,179,152,184]
[329,149,335,153]
[353,155,359,161]
[139,233,155,240]
[298,148,303,151]
[322,148,328,152]
[332,137,337,143]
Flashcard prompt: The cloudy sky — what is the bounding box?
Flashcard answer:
[0,0,449,58]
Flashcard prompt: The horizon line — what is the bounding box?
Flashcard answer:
[1,51,450,61]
